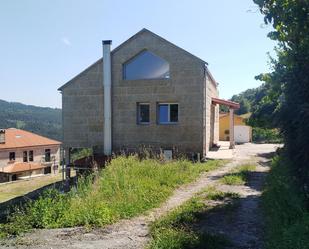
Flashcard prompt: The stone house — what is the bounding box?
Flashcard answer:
[0,128,61,182]
[59,29,239,160]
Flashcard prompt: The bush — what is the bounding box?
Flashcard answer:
[262,156,309,249]
[252,127,283,143]
[0,156,222,238]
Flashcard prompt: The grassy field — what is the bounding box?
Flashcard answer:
[220,164,256,185]
[148,187,239,249]
[0,156,223,238]
[262,156,309,249]
[0,173,64,203]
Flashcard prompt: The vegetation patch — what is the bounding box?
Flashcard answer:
[0,156,223,238]
[220,164,256,185]
[252,127,283,144]
[262,156,309,249]
[148,188,238,249]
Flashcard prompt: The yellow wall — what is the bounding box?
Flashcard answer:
[219,114,246,141]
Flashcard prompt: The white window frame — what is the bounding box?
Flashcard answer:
[137,102,150,125]
[157,103,179,124]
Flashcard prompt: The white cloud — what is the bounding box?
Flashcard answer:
[61,37,71,46]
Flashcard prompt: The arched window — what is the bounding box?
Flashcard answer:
[123,51,170,80]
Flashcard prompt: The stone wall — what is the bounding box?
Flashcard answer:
[60,29,219,156]
[203,72,219,155]
[61,60,104,149]
[111,30,205,154]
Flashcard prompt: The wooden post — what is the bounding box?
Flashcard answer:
[229,108,235,149]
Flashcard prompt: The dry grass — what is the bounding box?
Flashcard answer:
[0,173,65,203]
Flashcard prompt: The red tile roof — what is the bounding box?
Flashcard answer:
[0,128,61,150]
[0,162,45,173]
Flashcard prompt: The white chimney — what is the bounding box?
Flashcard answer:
[103,40,112,155]
[0,129,5,144]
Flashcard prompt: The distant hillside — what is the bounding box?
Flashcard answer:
[227,85,268,116]
[0,99,62,141]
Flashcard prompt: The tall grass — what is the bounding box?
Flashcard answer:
[262,156,309,249]
[0,156,222,238]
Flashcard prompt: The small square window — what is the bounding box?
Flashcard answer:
[137,103,150,124]
[9,152,15,161]
[29,150,34,162]
[23,151,28,162]
[158,103,179,124]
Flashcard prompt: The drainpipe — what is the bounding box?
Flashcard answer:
[103,40,112,155]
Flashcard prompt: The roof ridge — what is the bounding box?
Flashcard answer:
[58,28,208,91]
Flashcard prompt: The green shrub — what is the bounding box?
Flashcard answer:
[263,156,309,249]
[252,127,283,143]
[0,156,222,238]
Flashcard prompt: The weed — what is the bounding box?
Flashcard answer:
[0,156,223,238]
[262,156,309,249]
[148,188,238,249]
[220,164,256,185]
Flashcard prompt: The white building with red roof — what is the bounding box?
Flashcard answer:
[0,128,61,182]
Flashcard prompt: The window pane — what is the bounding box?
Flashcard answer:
[9,152,15,161]
[29,151,34,162]
[170,104,178,122]
[159,104,169,123]
[23,151,28,162]
[124,51,170,80]
[139,104,150,123]
[45,149,51,162]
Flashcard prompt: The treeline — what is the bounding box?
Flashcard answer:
[253,1,309,248]
[0,99,62,141]
[224,84,282,143]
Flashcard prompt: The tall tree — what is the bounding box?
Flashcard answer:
[254,0,309,195]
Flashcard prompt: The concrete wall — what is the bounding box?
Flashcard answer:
[61,30,219,156]
[0,145,60,172]
[219,115,247,141]
[203,73,219,155]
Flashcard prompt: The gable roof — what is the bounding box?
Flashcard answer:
[58,28,208,91]
[0,128,61,150]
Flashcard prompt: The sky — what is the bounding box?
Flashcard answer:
[0,0,276,108]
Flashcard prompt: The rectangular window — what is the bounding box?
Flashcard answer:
[45,149,51,162]
[158,103,179,124]
[29,150,34,162]
[23,151,28,162]
[137,103,150,124]
[9,152,15,161]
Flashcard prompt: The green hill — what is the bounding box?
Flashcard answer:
[0,99,62,141]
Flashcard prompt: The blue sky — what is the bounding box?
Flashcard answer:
[0,0,275,108]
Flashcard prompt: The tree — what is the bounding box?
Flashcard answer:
[254,0,309,195]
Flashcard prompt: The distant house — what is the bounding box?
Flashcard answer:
[219,113,252,143]
[58,28,239,160]
[0,128,61,183]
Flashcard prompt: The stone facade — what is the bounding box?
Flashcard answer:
[0,145,60,168]
[60,29,219,157]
